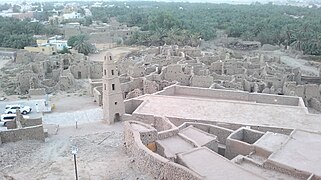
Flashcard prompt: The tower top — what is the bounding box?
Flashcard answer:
[103,51,115,65]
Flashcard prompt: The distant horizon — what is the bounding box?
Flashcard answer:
[0,0,288,5]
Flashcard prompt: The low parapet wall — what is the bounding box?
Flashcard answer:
[131,113,176,132]
[23,117,43,127]
[29,88,46,96]
[89,78,102,95]
[166,85,302,107]
[166,116,294,135]
[93,86,103,106]
[178,122,233,145]
[0,125,45,143]
[124,121,203,180]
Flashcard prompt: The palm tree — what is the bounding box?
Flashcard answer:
[73,35,92,55]
[291,31,306,51]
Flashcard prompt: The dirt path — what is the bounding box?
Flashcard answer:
[263,50,319,76]
[89,46,140,62]
[1,122,151,180]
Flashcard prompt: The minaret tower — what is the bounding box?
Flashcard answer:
[103,52,125,124]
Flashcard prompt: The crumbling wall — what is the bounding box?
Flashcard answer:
[126,89,143,99]
[143,79,159,94]
[124,121,203,180]
[93,86,103,106]
[163,65,191,86]
[29,88,46,96]
[225,128,264,159]
[89,62,103,79]
[17,70,35,94]
[0,125,45,143]
[190,75,213,88]
[70,62,89,79]
[308,98,321,112]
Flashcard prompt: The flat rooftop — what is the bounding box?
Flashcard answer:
[178,147,262,179]
[134,86,321,132]
[156,135,194,159]
[179,126,217,146]
[268,130,321,177]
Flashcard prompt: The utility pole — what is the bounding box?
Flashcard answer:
[71,146,78,180]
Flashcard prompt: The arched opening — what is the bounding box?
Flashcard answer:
[114,113,120,122]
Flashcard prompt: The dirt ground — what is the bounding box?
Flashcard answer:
[261,50,320,76]
[0,122,152,180]
[50,93,97,113]
[89,46,141,62]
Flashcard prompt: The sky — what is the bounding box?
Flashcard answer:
[0,0,279,4]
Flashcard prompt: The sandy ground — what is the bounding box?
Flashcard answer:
[0,122,152,180]
[89,46,140,62]
[260,50,319,76]
[0,59,9,69]
[50,93,97,113]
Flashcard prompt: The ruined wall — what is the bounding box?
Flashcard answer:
[0,125,45,143]
[17,71,35,94]
[173,86,302,106]
[225,128,264,159]
[121,78,144,96]
[124,99,144,114]
[89,79,102,95]
[178,122,233,145]
[143,79,159,94]
[22,117,43,127]
[93,86,103,106]
[124,122,203,180]
[89,62,103,79]
[190,75,213,88]
[308,98,321,112]
[70,63,89,79]
[163,65,191,86]
[29,88,46,96]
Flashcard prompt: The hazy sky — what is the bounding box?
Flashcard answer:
[0,0,278,4]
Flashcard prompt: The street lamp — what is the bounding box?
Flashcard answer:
[71,146,78,180]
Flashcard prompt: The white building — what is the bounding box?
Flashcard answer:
[63,12,82,20]
[48,39,70,51]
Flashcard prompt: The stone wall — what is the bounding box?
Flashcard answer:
[124,121,203,180]
[172,85,302,107]
[22,117,43,127]
[308,98,321,112]
[124,99,144,114]
[131,113,176,132]
[163,65,191,86]
[0,125,45,143]
[178,122,233,145]
[29,88,46,96]
[190,75,213,88]
[225,128,264,159]
[89,79,102,95]
[166,117,294,135]
[93,86,103,106]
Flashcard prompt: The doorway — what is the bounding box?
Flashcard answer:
[114,113,120,122]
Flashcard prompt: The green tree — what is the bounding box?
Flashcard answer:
[59,46,71,54]
[68,35,93,55]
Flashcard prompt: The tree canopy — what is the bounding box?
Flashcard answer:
[91,2,321,55]
[68,34,94,55]
[0,17,60,49]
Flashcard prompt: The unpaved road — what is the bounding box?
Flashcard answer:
[89,47,140,62]
[263,50,319,76]
[0,122,151,180]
